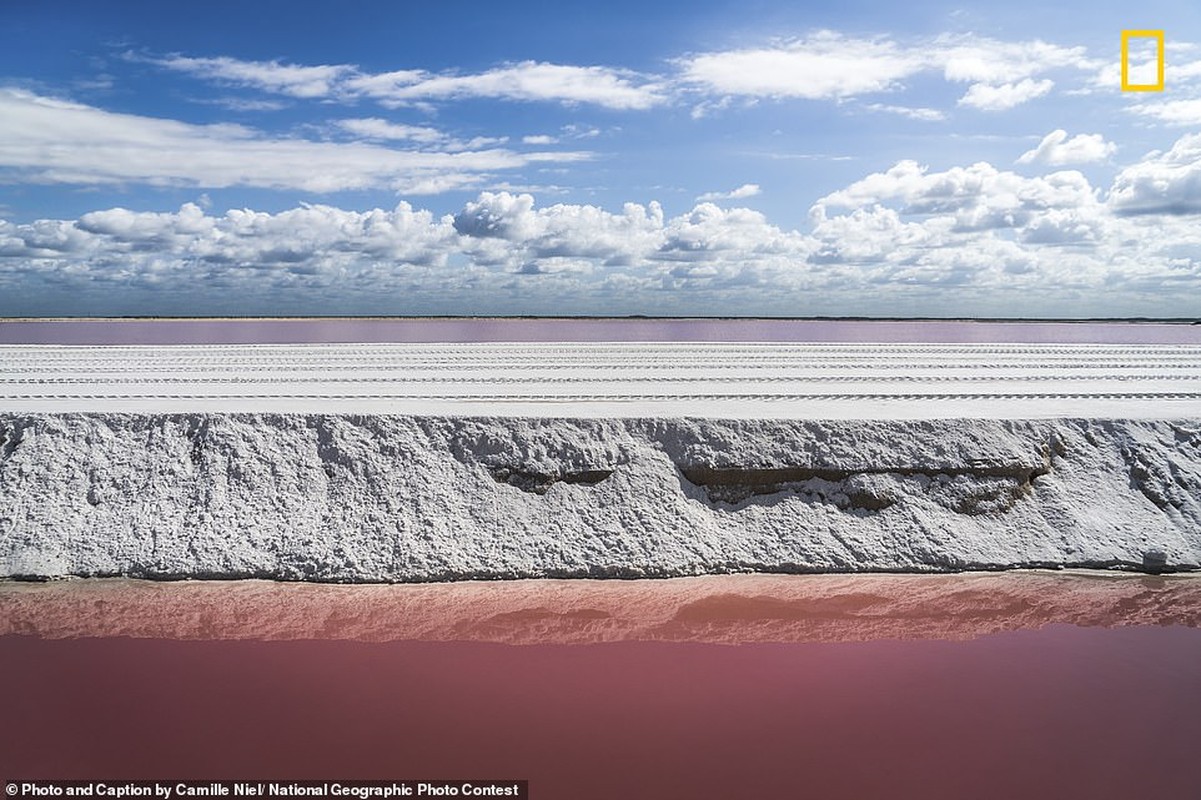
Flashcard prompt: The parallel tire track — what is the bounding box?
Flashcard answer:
[4,373,1199,385]
[4,343,1199,410]
[8,392,1201,402]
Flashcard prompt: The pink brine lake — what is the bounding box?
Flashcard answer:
[2,573,1199,800]
[3,316,1201,345]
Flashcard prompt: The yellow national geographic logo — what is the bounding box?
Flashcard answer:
[1121,30,1165,91]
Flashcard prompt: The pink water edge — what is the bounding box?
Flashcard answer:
[2,574,1199,800]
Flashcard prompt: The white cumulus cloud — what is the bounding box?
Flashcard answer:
[1108,133,1201,215]
[696,184,762,202]
[452,191,667,268]
[958,78,1054,111]
[1017,130,1117,166]
[816,159,1099,223]
[937,36,1092,84]
[679,31,925,100]
[1130,99,1201,127]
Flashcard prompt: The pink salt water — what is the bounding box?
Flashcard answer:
[3,316,1200,344]
[2,574,1199,799]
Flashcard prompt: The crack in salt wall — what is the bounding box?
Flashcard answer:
[676,463,1050,513]
[0,414,1198,581]
[0,419,23,465]
[489,467,615,494]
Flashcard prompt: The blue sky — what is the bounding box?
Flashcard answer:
[1,0,1200,317]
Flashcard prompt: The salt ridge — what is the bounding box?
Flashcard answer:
[1,413,1198,580]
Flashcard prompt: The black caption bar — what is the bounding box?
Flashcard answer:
[4,783,526,800]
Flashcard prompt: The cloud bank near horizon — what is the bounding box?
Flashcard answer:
[3,130,1199,316]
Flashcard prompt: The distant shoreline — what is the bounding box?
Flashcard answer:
[3,315,1200,324]
[5,316,1201,346]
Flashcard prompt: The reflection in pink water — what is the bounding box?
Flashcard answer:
[2,575,1200,798]
[2,317,1200,344]
[3,573,1200,644]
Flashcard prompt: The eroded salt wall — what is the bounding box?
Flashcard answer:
[1,414,1199,580]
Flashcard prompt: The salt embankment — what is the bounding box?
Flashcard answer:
[2,413,1199,580]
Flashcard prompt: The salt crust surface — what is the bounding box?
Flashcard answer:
[4,342,1201,418]
[1,414,1198,580]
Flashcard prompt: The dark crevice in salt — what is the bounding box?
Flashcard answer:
[489,466,614,494]
[678,461,1052,514]
[0,422,24,464]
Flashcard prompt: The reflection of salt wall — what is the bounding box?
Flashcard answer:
[3,574,1199,644]
[1,414,1199,580]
